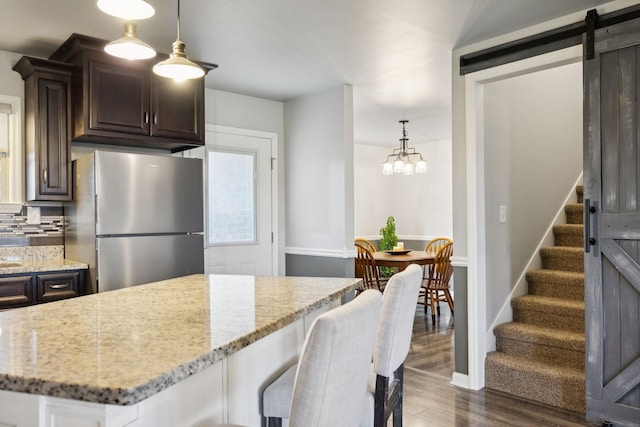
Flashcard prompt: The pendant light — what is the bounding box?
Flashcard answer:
[97,0,155,20]
[153,0,204,82]
[104,22,156,60]
[382,120,427,175]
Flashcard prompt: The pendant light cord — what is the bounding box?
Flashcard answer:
[176,0,181,41]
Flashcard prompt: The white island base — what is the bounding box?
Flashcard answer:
[0,275,355,426]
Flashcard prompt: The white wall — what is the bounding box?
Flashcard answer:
[284,85,354,255]
[354,140,452,240]
[204,89,285,274]
[0,51,24,97]
[483,62,582,324]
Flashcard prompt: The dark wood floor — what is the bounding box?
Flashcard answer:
[402,304,596,426]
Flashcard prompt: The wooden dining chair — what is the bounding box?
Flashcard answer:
[354,239,384,293]
[355,237,377,253]
[423,237,452,255]
[418,237,451,314]
[356,237,391,288]
[419,241,454,323]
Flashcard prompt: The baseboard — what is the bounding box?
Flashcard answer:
[284,247,354,258]
[450,372,470,389]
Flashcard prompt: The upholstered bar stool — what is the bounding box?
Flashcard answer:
[220,289,382,427]
[360,264,422,427]
[263,265,423,427]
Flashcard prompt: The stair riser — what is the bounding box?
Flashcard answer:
[496,337,584,370]
[576,186,583,204]
[553,233,584,248]
[541,252,584,273]
[527,282,584,300]
[513,309,584,333]
[565,208,584,225]
[485,357,585,413]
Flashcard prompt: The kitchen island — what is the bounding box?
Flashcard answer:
[0,274,360,426]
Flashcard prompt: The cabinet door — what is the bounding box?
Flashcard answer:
[37,77,71,199]
[0,275,34,308]
[150,75,203,142]
[89,60,150,135]
[36,271,80,302]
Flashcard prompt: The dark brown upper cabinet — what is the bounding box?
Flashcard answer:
[13,57,73,202]
[50,34,214,153]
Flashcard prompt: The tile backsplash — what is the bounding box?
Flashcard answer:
[0,207,65,247]
[0,215,65,237]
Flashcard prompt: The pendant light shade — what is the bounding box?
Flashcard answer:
[381,120,427,175]
[105,22,156,60]
[153,0,204,82]
[153,40,204,82]
[97,0,155,20]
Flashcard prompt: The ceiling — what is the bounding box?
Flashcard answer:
[0,0,611,147]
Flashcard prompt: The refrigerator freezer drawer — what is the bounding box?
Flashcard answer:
[97,234,204,293]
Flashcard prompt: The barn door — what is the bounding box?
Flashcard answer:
[584,18,640,425]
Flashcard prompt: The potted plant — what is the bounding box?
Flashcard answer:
[378,216,398,278]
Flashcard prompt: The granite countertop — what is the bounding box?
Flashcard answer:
[0,274,361,405]
[0,245,87,274]
[0,258,88,274]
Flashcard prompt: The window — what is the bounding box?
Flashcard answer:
[0,103,11,202]
[0,95,22,211]
[207,149,257,245]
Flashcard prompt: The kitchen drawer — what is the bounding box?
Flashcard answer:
[0,275,34,308]
[37,271,80,302]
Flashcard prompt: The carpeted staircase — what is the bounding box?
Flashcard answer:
[485,185,585,413]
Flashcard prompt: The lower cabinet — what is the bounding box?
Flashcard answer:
[0,270,86,309]
[0,275,34,308]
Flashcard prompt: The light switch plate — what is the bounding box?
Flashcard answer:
[26,206,40,225]
[499,205,507,224]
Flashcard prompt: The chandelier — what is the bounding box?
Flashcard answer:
[382,120,427,175]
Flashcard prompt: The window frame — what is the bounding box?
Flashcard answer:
[0,94,23,213]
[206,146,259,247]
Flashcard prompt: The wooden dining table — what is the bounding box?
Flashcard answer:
[373,250,435,271]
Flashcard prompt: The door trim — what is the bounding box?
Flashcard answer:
[463,45,582,390]
[205,124,279,275]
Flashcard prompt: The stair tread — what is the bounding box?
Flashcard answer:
[512,294,584,312]
[540,246,584,253]
[486,351,584,378]
[527,269,584,280]
[486,352,585,413]
[494,322,584,351]
[552,224,584,233]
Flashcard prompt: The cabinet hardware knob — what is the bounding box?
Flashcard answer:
[49,283,69,289]
[144,112,149,124]
[43,169,48,184]
[153,113,158,125]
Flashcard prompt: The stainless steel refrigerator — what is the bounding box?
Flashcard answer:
[65,151,204,293]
